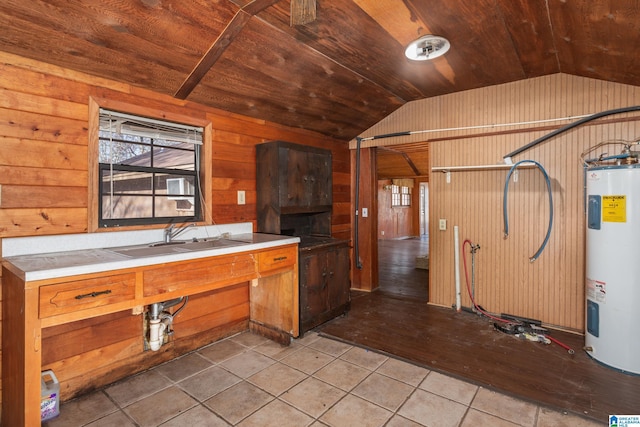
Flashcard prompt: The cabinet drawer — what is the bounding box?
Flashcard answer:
[258,246,297,273]
[40,273,136,318]
[143,253,257,297]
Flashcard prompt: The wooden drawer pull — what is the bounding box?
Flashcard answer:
[273,256,288,262]
[74,289,112,300]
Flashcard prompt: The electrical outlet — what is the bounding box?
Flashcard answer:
[237,190,245,205]
[439,219,447,231]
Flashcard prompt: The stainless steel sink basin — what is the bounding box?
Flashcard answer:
[107,238,248,258]
[108,244,191,258]
[181,238,249,251]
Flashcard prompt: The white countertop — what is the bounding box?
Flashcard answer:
[2,223,299,282]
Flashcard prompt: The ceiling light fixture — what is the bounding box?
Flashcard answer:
[405,35,450,61]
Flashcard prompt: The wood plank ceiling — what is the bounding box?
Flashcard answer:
[0,1,639,178]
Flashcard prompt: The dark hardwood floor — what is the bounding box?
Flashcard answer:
[318,237,639,423]
[377,236,428,301]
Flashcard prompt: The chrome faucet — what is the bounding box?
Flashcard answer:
[163,223,196,243]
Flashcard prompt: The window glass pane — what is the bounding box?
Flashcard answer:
[102,195,153,219]
[99,134,152,165]
[155,196,194,217]
[157,174,196,197]
[152,144,195,171]
[101,169,153,194]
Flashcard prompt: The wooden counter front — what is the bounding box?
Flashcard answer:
[2,243,299,427]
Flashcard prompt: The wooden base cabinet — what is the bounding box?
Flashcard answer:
[299,240,350,334]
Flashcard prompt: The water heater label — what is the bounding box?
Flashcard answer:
[602,195,626,222]
[586,278,607,303]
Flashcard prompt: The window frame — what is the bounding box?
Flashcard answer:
[88,97,212,232]
[391,184,412,207]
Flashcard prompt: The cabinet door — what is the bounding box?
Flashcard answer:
[281,148,307,208]
[300,252,329,324]
[327,246,350,311]
[306,150,332,207]
[281,147,331,208]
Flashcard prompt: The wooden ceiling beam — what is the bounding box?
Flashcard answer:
[378,146,422,176]
[175,0,282,99]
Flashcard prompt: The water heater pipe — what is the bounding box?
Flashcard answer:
[503,105,640,163]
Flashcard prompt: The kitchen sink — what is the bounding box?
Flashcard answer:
[107,238,248,258]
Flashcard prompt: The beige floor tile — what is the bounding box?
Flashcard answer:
[308,336,353,357]
[419,371,478,405]
[229,331,270,348]
[154,352,214,382]
[313,359,371,391]
[471,388,537,426]
[340,346,389,370]
[237,399,313,427]
[248,362,308,396]
[124,386,198,427]
[105,369,172,407]
[253,338,303,360]
[198,338,247,363]
[219,349,275,378]
[384,414,425,427]
[85,410,137,427]
[320,394,392,427]
[280,346,335,374]
[280,377,346,418]
[352,372,415,411]
[45,391,119,427]
[398,389,467,427]
[461,408,521,426]
[159,404,229,427]
[294,331,321,346]
[204,381,273,424]
[375,358,430,387]
[178,365,242,401]
[536,407,603,427]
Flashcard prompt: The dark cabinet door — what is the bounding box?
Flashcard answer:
[306,150,332,207]
[281,148,332,209]
[300,251,329,325]
[299,242,350,334]
[327,246,350,311]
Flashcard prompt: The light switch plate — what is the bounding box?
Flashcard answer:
[237,190,245,205]
[362,207,368,217]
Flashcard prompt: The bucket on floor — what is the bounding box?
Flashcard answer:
[41,370,60,421]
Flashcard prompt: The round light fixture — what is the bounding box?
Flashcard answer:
[405,35,450,61]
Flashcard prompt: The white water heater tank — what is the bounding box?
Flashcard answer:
[585,164,640,375]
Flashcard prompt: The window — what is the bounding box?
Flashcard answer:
[391,184,411,207]
[98,109,203,227]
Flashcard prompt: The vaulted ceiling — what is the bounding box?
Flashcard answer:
[0,1,639,176]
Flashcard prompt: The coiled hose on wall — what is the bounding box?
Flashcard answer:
[503,160,553,262]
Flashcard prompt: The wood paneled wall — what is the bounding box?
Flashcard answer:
[0,51,351,406]
[377,180,414,239]
[358,74,640,332]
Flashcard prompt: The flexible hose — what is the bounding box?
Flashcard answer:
[462,239,511,324]
[503,160,553,262]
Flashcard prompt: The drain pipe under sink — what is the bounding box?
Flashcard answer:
[148,297,188,351]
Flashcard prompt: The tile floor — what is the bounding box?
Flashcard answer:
[44,331,602,427]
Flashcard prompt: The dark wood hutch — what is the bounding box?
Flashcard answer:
[256,141,350,334]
